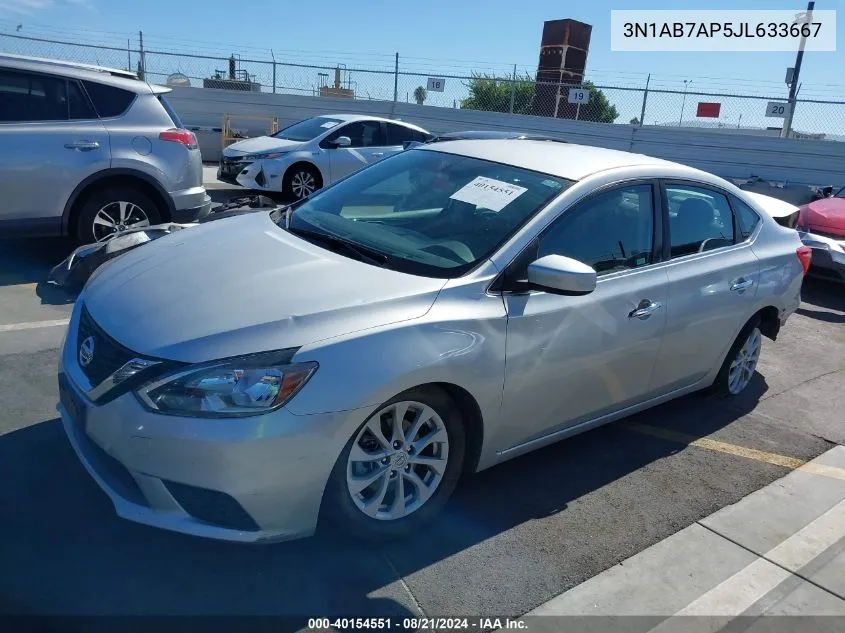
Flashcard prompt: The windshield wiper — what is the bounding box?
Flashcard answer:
[287,226,389,266]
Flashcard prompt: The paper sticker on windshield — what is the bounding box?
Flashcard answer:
[449,177,528,212]
[320,121,339,128]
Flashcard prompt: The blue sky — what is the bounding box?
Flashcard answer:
[0,0,842,131]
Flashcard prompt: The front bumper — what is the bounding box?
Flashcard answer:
[799,230,845,283]
[57,307,367,543]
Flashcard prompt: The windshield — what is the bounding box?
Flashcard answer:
[286,149,573,278]
[272,116,344,141]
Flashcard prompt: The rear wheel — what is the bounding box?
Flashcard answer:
[323,387,465,539]
[283,164,322,200]
[75,187,162,244]
[714,319,762,396]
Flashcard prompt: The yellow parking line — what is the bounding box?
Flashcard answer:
[625,423,845,482]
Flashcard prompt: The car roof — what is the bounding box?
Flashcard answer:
[420,139,690,181]
[0,53,161,94]
[319,113,428,132]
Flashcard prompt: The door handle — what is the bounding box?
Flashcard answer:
[628,300,664,320]
[64,140,100,151]
[730,278,754,292]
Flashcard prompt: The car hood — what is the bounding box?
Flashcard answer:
[799,198,845,236]
[223,136,304,156]
[82,212,446,363]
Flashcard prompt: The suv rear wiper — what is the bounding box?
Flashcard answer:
[288,226,389,267]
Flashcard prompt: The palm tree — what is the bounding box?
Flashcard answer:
[414,86,427,105]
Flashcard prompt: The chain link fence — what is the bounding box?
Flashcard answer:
[2,32,842,140]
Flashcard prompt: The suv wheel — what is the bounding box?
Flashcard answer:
[76,187,162,244]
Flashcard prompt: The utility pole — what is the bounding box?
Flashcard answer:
[781,1,814,138]
[678,79,692,126]
[639,73,650,126]
[138,30,146,80]
[509,64,517,114]
[393,53,399,103]
[270,49,276,94]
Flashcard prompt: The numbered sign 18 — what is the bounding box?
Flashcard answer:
[426,77,445,92]
[568,88,589,104]
[765,102,789,118]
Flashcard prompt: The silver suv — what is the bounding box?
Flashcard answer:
[0,54,211,243]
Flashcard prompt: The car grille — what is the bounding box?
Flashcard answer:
[77,306,135,388]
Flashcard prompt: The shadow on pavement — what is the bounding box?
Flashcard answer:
[0,383,772,621]
[0,238,73,287]
[798,278,845,323]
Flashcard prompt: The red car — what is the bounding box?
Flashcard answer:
[797,186,845,283]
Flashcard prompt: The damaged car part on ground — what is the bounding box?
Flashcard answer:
[58,140,808,544]
[47,196,284,294]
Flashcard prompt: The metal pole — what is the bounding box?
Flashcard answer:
[575,95,581,121]
[679,79,691,126]
[138,31,145,79]
[270,50,276,94]
[509,64,517,114]
[393,52,399,103]
[737,113,742,129]
[781,1,814,138]
[639,73,650,126]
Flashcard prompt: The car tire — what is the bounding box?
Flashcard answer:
[713,317,763,396]
[283,164,322,201]
[75,187,162,245]
[322,386,466,540]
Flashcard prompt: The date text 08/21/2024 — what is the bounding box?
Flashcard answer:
[622,22,823,39]
[307,617,528,630]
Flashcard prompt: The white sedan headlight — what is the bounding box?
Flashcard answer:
[136,350,317,418]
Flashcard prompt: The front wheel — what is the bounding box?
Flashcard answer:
[323,387,465,539]
[283,164,322,200]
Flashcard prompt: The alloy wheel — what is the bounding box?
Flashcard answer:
[727,327,761,395]
[346,400,449,521]
[291,171,317,199]
[93,201,150,242]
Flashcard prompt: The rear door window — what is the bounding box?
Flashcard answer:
[67,80,97,120]
[665,184,736,258]
[82,80,136,118]
[0,69,68,122]
[385,123,427,146]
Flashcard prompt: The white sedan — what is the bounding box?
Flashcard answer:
[218,114,430,199]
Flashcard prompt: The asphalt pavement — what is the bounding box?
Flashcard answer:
[1,215,844,628]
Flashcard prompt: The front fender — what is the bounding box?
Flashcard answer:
[286,290,508,460]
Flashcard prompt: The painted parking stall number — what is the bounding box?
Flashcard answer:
[765,101,789,118]
[427,77,445,92]
[568,88,590,104]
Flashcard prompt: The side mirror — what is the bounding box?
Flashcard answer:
[331,136,352,148]
[527,254,597,295]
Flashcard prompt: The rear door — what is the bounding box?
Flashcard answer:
[322,120,387,183]
[649,181,761,393]
[0,68,109,232]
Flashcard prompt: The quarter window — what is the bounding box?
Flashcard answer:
[82,80,135,118]
[666,184,735,257]
[538,184,655,275]
[731,197,761,240]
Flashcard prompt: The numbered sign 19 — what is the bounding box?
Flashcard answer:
[765,102,789,118]
[426,77,445,92]
[568,88,589,104]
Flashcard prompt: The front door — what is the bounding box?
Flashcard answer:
[324,120,388,183]
[497,182,670,452]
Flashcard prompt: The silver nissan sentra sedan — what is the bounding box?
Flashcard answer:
[58,139,809,543]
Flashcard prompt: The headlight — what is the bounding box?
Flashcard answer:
[243,152,287,161]
[135,350,317,418]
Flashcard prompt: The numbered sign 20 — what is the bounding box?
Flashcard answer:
[426,77,445,92]
[568,88,590,104]
[766,102,789,118]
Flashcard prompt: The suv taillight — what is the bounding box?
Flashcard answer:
[796,245,812,276]
[159,128,198,150]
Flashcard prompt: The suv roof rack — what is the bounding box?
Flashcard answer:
[0,53,140,81]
